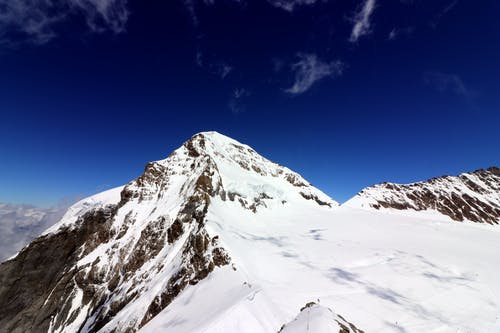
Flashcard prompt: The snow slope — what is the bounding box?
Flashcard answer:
[142,192,500,333]
[1,131,499,333]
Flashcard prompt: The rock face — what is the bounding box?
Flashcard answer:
[345,167,500,224]
[278,302,364,333]
[0,132,336,333]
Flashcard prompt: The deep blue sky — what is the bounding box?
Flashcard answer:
[0,0,499,206]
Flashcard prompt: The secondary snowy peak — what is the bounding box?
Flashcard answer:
[279,302,364,333]
[345,167,500,224]
[0,131,336,333]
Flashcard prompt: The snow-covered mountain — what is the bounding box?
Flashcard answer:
[0,132,339,333]
[345,167,500,224]
[1,132,499,333]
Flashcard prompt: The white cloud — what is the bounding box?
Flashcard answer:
[228,88,250,114]
[182,0,324,23]
[349,0,376,43]
[266,0,322,12]
[388,29,397,40]
[387,26,414,41]
[423,71,469,97]
[218,63,233,79]
[182,0,199,26]
[0,0,128,44]
[195,50,203,67]
[72,0,128,32]
[431,0,458,28]
[195,51,233,79]
[285,53,344,95]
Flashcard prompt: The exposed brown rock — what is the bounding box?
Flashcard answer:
[184,134,205,157]
[300,192,332,207]
[139,228,230,329]
[167,219,184,243]
[124,217,166,275]
[212,247,231,266]
[0,205,118,333]
[286,174,307,187]
[363,167,500,224]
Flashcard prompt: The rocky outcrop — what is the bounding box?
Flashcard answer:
[346,167,500,224]
[299,192,332,207]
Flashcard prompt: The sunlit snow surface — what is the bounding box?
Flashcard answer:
[34,132,500,333]
[140,198,500,333]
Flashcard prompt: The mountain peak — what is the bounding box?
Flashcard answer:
[0,132,337,333]
[180,131,261,163]
[144,131,338,211]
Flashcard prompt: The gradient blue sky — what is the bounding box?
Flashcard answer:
[0,0,499,206]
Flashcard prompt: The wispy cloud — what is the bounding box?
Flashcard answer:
[182,0,199,26]
[218,64,233,79]
[181,0,323,24]
[349,0,377,43]
[228,88,251,114]
[285,53,344,95]
[267,0,323,12]
[423,71,470,97]
[431,0,458,28]
[388,29,397,40]
[0,0,128,45]
[388,26,414,41]
[195,51,233,79]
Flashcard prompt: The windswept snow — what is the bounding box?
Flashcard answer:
[140,196,500,333]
